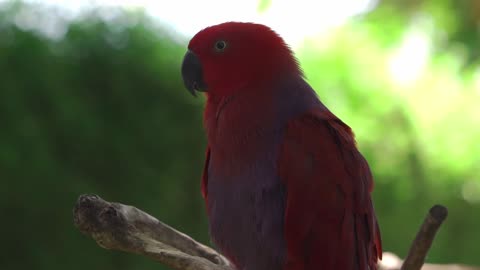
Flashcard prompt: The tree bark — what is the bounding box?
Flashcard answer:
[73,194,478,270]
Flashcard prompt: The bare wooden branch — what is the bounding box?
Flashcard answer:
[73,194,233,270]
[401,205,448,270]
[73,195,478,270]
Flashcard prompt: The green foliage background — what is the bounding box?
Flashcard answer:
[0,1,479,269]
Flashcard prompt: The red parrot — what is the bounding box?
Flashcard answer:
[181,22,382,270]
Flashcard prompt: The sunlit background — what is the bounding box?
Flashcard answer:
[1,0,479,269]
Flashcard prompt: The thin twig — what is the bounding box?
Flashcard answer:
[400,205,448,270]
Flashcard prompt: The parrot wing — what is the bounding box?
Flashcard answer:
[279,108,382,270]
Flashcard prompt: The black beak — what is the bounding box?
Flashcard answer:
[181,50,207,96]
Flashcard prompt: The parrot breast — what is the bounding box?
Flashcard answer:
[205,76,323,270]
[207,137,287,270]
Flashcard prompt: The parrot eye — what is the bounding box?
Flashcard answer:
[214,40,227,52]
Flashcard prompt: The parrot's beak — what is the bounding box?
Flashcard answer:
[181,50,207,96]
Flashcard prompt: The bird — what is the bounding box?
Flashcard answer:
[181,21,382,270]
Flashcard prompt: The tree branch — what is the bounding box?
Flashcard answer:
[400,205,448,270]
[73,194,478,270]
[73,194,232,270]
[377,205,479,270]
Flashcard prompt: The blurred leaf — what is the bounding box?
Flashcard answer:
[257,0,272,13]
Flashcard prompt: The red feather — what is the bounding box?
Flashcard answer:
[278,108,382,270]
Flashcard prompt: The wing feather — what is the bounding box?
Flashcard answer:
[279,108,382,270]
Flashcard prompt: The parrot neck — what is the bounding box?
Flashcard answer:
[203,80,276,146]
[206,64,301,98]
[203,75,323,149]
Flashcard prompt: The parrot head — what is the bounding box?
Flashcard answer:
[181,22,302,97]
